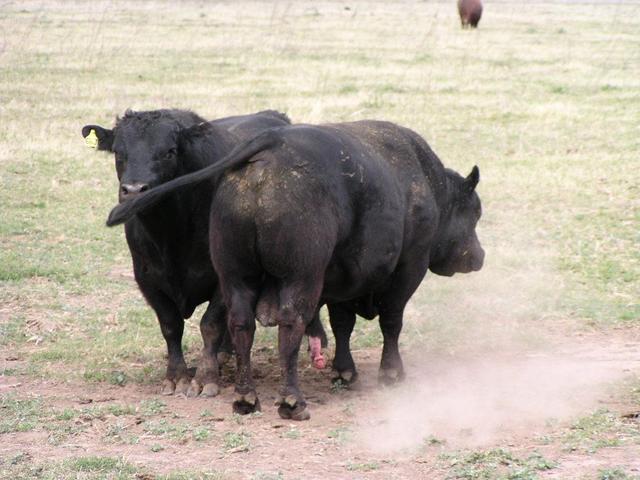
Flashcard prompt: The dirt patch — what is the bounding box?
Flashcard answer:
[542,448,640,479]
[2,336,639,479]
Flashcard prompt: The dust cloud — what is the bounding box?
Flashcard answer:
[357,349,632,452]
[354,243,638,452]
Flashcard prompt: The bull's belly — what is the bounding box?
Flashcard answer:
[137,264,215,319]
[321,213,404,302]
[180,275,216,318]
[321,247,400,302]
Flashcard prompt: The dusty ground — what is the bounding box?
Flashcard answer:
[2,333,639,479]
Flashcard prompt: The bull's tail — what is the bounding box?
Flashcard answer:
[106,129,281,227]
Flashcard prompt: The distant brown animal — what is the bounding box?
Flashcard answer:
[458,0,483,28]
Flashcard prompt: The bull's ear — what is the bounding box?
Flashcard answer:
[463,165,480,193]
[177,122,210,154]
[176,125,193,155]
[82,125,114,151]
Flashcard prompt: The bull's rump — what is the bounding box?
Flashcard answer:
[210,122,435,302]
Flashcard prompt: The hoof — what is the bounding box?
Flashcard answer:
[161,379,175,396]
[332,369,358,387]
[233,392,260,415]
[186,379,202,398]
[378,368,404,385]
[277,397,310,421]
[174,377,191,397]
[200,382,220,398]
[278,404,310,421]
[187,379,219,398]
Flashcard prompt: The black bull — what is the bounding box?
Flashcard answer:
[82,110,327,398]
[107,120,485,420]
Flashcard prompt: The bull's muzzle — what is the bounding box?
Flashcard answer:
[119,182,149,202]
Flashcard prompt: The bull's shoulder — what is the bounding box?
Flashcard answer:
[254,110,291,125]
[211,112,290,140]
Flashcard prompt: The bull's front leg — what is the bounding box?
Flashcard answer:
[143,289,191,396]
[187,294,228,398]
[328,303,358,386]
[378,307,405,385]
[276,303,309,421]
[376,261,427,385]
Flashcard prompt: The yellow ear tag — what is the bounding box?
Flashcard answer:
[85,129,99,149]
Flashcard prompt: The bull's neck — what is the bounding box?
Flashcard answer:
[134,185,208,247]
[135,195,182,242]
[180,124,235,173]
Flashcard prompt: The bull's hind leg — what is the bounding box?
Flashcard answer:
[275,282,323,421]
[188,295,227,398]
[328,303,358,386]
[143,289,190,396]
[226,285,261,415]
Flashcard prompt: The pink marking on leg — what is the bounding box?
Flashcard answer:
[308,336,326,369]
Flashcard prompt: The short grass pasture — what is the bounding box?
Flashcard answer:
[1,1,639,479]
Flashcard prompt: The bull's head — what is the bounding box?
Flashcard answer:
[82,110,202,203]
[429,166,485,276]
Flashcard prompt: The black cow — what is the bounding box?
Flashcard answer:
[82,109,326,398]
[107,120,485,420]
[458,0,483,28]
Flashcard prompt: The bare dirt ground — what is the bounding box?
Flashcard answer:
[2,332,639,479]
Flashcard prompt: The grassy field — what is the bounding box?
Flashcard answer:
[1,1,639,479]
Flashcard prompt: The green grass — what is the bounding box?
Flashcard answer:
[0,455,228,480]
[0,394,204,449]
[0,316,28,346]
[69,456,135,474]
[140,398,166,416]
[328,426,352,444]
[192,426,211,442]
[561,409,639,454]
[346,461,380,472]
[281,426,301,439]
[598,469,640,480]
[0,395,46,433]
[0,456,140,480]
[161,473,227,480]
[222,430,251,452]
[143,419,190,440]
[440,449,556,480]
[0,0,637,380]
[250,473,284,480]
